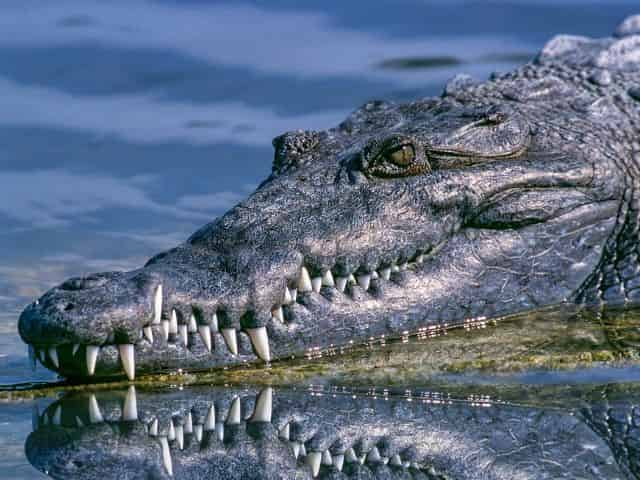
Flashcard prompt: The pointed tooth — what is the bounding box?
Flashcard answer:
[215,422,224,442]
[416,254,425,263]
[38,349,46,363]
[179,324,188,347]
[298,266,313,292]
[335,277,347,292]
[88,394,104,423]
[251,387,272,422]
[279,423,290,440]
[306,452,322,477]
[226,397,241,425]
[357,273,371,291]
[247,326,271,362]
[52,405,61,425]
[333,454,344,471]
[75,416,84,428]
[322,270,335,287]
[391,264,400,272]
[211,313,219,331]
[283,287,293,304]
[204,404,216,431]
[143,326,154,343]
[322,450,333,466]
[118,344,135,381]
[221,328,238,355]
[153,284,163,325]
[300,444,307,457]
[48,347,59,368]
[161,320,170,341]
[400,262,408,271]
[149,418,159,436]
[272,306,284,323]
[159,437,173,476]
[290,288,298,302]
[367,447,382,463]
[194,424,203,442]
[175,423,184,450]
[168,420,176,441]
[123,385,138,421]
[188,314,198,333]
[198,325,212,352]
[169,310,178,335]
[345,448,358,463]
[184,411,193,434]
[86,346,99,375]
[311,277,322,293]
[291,442,301,459]
[380,268,391,280]
[390,454,402,467]
[72,343,80,356]
[371,271,379,279]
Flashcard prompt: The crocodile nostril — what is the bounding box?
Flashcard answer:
[64,303,75,311]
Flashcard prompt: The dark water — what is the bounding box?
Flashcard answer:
[2,0,640,478]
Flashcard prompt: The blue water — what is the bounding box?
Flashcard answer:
[1,1,639,477]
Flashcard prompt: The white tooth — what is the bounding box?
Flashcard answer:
[291,442,301,459]
[272,306,284,323]
[410,462,420,469]
[400,262,408,271]
[403,461,410,469]
[52,405,61,425]
[72,343,80,356]
[118,344,135,381]
[88,394,104,423]
[149,418,159,436]
[347,274,356,284]
[169,310,178,335]
[357,273,371,291]
[306,452,322,477]
[380,268,391,280]
[359,454,366,464]
[300,444,307,457]
[290,288,298,302]
[153,285,163,325]
[322,270,335,287]
[28,345,36,371]
[367,447,382,463]
[215,422,224,442]
[194,424,203,442]
[311,277,322,293]
[333,454,344,471]
[391,264,400,272]
[279,423,290,440]
[159,437,173,476]
[86,346,100,376]
[185,411,193,434]
[251,387,273,422]
[204,405,216,431]
[416,254,425,263]
[168,420,176,441]
[371,271,379,280]
[298,266,313,292]
[345,448,358,463]
[198,325,212,352]
[226,397,241,425]
[143,326,154,343]
[123,385,138,421]
[283,287,293,304]
[39,349,46,363]
[188,314,198,333]
[48,347,59,368]
[335,277,347,292]
[221,328,238,355]
[390,454,402,467]
[175,423,184,450]
[247,327,271,362]
[179,324,188,347]
[161,320,170,341]
[322,450,333,465]
[211,313,219,331]
[75,416,84,428]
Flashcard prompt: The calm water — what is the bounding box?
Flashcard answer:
[2,0,640,478]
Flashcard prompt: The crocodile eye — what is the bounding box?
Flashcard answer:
[386,144,415,166]
[362,138,431,178]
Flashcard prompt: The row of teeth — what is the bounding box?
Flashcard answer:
[37,387,429,478]
[29,254,425,380]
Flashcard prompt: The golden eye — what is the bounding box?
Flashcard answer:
[386,144,415,166]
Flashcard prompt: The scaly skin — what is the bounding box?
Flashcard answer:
[25,384,636,479]
[18,15,640,380]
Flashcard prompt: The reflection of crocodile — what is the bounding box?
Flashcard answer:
[18,15,640,380]
[26,384,638,479]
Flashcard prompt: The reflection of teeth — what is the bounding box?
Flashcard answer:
[333,454,344,471]
[149,418,159,436]
[247,327,271,362]
[143,326,154,343]
[279,423,290,440]
[226,397,241,425]
[389,454,402,467]
[322,270,335,287]
[298,266,313,292]
[86,346,100,376]
[251,388,272,422]
[306,452,322,477]
[52,405,61,425]
[123,386,137,421]
[153,285,162,325]
[118,344,135,380]
[89,394,104,423]
[159,437,173,476]
[204,405,216,431]
[48,347,59,368]
[72,344,80,356]
[198,325,212,351]
[221,328,238,355]
[322,450,332,466]
[311,277,322,293]
[272,306,284,323]
[178,324,188,347]
[184,412,193,434]
[216,422,224,442]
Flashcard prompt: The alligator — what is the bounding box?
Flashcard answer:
[18,15,640,380]
[25,384,639,479]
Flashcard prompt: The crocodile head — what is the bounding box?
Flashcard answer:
[19,19,640,380]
